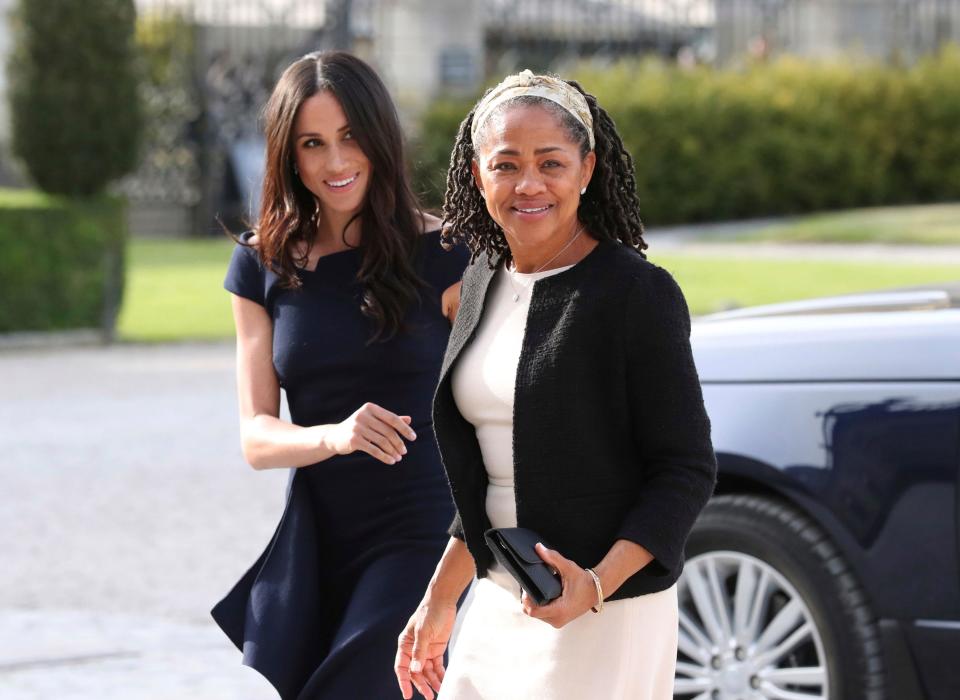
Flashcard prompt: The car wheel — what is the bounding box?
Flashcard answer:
[674,494,886,700]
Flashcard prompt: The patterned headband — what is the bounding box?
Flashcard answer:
[470,69,595,150]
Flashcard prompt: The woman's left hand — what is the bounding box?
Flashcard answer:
[521,542,600,628]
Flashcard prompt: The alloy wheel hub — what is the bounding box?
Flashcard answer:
[718,660,751,694]
[673,551,829,699]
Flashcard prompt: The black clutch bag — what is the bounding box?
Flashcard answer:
[484,527,563,605]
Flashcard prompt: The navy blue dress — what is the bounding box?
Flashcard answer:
[212,230,469,699]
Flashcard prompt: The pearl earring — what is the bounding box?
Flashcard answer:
[580,186,587,195]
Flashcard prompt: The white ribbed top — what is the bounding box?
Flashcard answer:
[451,263,573,528]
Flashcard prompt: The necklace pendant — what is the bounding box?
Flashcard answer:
[512,293,520,302]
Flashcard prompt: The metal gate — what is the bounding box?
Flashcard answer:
[124,0,960,236]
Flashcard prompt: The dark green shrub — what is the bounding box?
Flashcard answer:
[9,0,142,196]
[413,47,960,225]
[569,57,914,224]
[893,50,960,202]
[411,98,476,209]
[0,190,126,336]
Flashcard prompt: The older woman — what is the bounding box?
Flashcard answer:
[394,70,717,700]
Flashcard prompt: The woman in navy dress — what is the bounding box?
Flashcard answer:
[211,51,468,699]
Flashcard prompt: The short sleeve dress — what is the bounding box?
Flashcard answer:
[211,230,470,700]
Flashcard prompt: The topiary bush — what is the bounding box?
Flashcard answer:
[412,47,960,225]
[5,0,141,338]
[9,0,142,197]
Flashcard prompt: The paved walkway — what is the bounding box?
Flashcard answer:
[647,237,960,264]
[1,342,286,699]
[2,224,957,698]
[644,219,960,264]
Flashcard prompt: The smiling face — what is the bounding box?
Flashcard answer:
[472,102,595,259]
[292,90,371,223]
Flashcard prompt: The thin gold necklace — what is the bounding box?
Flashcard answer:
[506,223,584,303]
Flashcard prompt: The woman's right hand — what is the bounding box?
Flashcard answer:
[395,598,457,700]
[324,402,417,465]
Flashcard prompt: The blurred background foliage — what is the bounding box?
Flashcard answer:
[4,0,142,338]
[9,0,141,197]
[0,189,126,333]
[411,47,960,225]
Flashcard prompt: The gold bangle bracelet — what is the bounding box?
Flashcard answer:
[585,567,604,614]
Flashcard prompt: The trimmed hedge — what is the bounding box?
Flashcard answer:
[411,48,960,225]
[0,190,126,336]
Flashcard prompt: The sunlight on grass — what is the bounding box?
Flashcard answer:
[741,203,960,245]
[117,238,959,342]
[117,238,236,342]
[648,253,958,316]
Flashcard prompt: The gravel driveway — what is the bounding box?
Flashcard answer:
[0,342,290,699]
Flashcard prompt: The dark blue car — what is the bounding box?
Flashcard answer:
[674,287,960,700]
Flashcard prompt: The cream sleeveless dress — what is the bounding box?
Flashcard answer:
[440,264,678,700]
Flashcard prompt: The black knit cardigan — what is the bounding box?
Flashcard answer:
[432,239,718,600]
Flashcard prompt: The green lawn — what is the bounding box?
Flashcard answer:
[117,237,237,342]
[651,253,959,315]
[0,188,58,207]
[117,237,959,342]
[739,203,960,245]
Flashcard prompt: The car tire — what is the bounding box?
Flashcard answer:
[675,493,886,700]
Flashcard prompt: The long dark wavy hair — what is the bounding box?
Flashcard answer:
[441,78,647,267]
[245,51,424,342]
